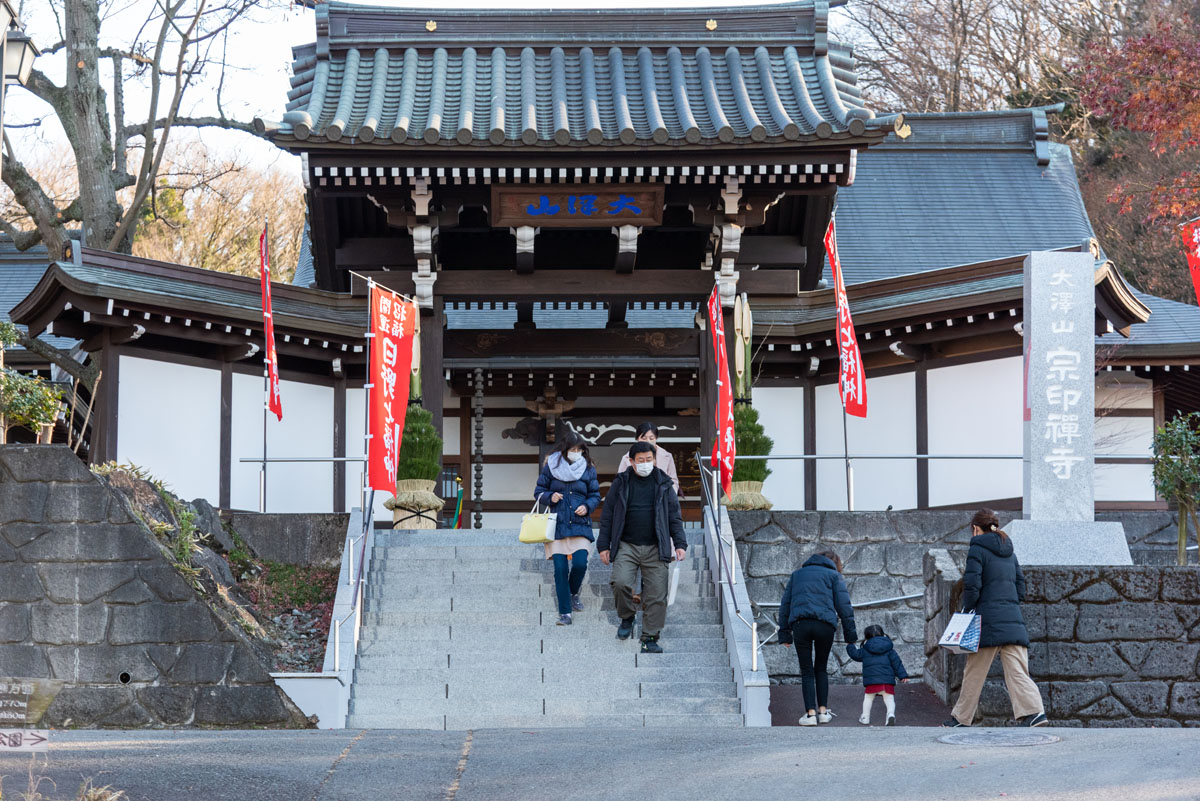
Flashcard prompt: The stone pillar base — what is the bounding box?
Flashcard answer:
[1007,520,1132,566]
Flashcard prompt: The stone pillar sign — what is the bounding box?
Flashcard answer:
[1008,251,1132,565]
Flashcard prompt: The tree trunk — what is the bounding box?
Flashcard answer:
[1178,505,1189,566]
[65,0,125,252]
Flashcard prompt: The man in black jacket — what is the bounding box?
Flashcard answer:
[597,442,688,653]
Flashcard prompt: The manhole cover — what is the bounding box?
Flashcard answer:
[938,731,1061,747]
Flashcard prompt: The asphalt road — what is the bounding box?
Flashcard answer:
[1,727,1196,801]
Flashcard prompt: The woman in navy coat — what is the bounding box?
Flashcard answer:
[533,434,601,625]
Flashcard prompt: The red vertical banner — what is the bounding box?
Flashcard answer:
[824,218,868,418]
[368,285,416,494]
[1182,219,1200,304]
[259,226,282,421]
[706,286,736,497]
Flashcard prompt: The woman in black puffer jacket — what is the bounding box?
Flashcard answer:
[944,509,1048,728]
[778,551,857,726]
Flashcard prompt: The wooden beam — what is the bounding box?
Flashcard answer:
[737,235,807,268]
[446,328,698,360]
[420,300,445,446]
[354,269,799,300]
[336,236,415,268]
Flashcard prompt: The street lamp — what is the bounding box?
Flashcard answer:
[4,28,38,86]
[0,2,14,35]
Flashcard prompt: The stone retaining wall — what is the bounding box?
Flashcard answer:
[923,551,1200,727]
[0,446,309,728]
[731,509,1191,684]
[228,513,348,566]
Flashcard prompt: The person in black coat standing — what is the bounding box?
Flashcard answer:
[778,551,857,725]
[944,509,1048,728]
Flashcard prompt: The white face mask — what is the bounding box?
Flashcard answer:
[566,451,582,463]
[634,462,654,477]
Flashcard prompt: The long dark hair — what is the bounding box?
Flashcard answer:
[550,433,593,467]
[635,422,659,439]
[970,508,1007,540]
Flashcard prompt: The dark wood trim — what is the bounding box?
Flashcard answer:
[353,268,799,300]
[803,379,816,510]
[97,334,120,464]
[1096,501,1169,511]
[480,454,541,464]
[915,361,929,510]
[447,327,699,360]
[490,184,665,228]
[420,299,446,444]
[220,361,232,509]
[461,405,472,505]
[230,360,339,386]
[333,375,347,515]
[1097,408,1154,418]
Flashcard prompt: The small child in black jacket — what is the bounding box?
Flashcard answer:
[846,624,909,726]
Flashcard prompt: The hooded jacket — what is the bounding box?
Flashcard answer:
[960,531,1030,648]
[596,466,687,562]
[777,554,857,645]
[846,635,909,686]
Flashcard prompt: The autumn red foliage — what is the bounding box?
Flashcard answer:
[1080,25,1200,224]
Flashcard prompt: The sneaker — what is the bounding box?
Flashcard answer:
[556,613,572,626]
[858,715,870,725]
[571,594,583,612]
[616,617,635,640]
[941,717,967,728]
[640,637,663,654]
[817,710,834,724]
[798,714,818,727]
[885,715,896,727]
[1019,712,1048,727]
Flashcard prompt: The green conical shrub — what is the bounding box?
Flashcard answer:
[731,403,773,483]
[396,404,443,482]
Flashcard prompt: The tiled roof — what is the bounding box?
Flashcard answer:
[1101,291,1200,349]
[256,1,901,148]
[832,109,1095,285]
[292,218,315,288]
[0,236,78,353]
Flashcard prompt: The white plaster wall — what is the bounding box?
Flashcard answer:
[754,387,805,510]
[1096,374,1154,409]
[231,374,333,513]
[483,417,535,455]
[482,463,540,502]
[1095,415,1155,502]
[117,356,221,504]
[816,372,917,511]
[345,388,399,521]
[442,415,461,456]
[927,357,1023,507]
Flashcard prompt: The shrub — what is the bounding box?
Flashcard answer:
[396,404,443,481]
[731,404,773,483]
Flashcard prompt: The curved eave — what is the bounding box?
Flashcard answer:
[1095,260,1152,338]
[8,263,67,335]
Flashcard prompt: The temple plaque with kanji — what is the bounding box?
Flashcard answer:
[491,185,664,228]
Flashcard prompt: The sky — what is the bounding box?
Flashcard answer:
[6,0,807,183]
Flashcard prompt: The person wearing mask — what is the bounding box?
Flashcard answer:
[533,435,601,626]
[597,442,688,653]
[778,551,857,726]
[616,422,682,498]
[943,509,1047,727]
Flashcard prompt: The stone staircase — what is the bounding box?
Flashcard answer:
[346,529,744,729]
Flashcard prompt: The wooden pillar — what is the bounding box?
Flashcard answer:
[420,298,445,440]
[915,362,929,510]
[333,374,347,514]
[698,316,716,460]
[219,361,232,509]
[94,331,121,464]
[803,379,816,510]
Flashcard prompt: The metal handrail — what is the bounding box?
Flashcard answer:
[333,490,375,673]
[696,452,763,672]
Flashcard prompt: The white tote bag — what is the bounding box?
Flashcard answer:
[938,612,982,654]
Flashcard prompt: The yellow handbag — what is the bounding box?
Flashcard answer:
[518,501,557,544]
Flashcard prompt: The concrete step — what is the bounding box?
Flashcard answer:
[372,530,707,547]
[356,622,725,639]
[356,605,723,624]
[355,636,727,656]
[544,697,742,716]
[346,694,741,717]
[360,596,721,614]
[364,568,713,583]
[349,680,737,702]
[349,667,733,686]
[353,650,733,670]
[369,547,708,562]
[343,712,744,729]
[362,581,717,598]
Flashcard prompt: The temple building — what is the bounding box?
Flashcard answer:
[6,1,1198,525]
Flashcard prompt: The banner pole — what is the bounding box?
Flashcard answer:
[362,282,373,521]
[260,217,269,514]
[842,403,854,512]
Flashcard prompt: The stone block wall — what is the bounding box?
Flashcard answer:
[731,509,1193,684]
[922,549,966,706]
[922,552,1200,727]
[228,512,349,566]
[0,446,309,728]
